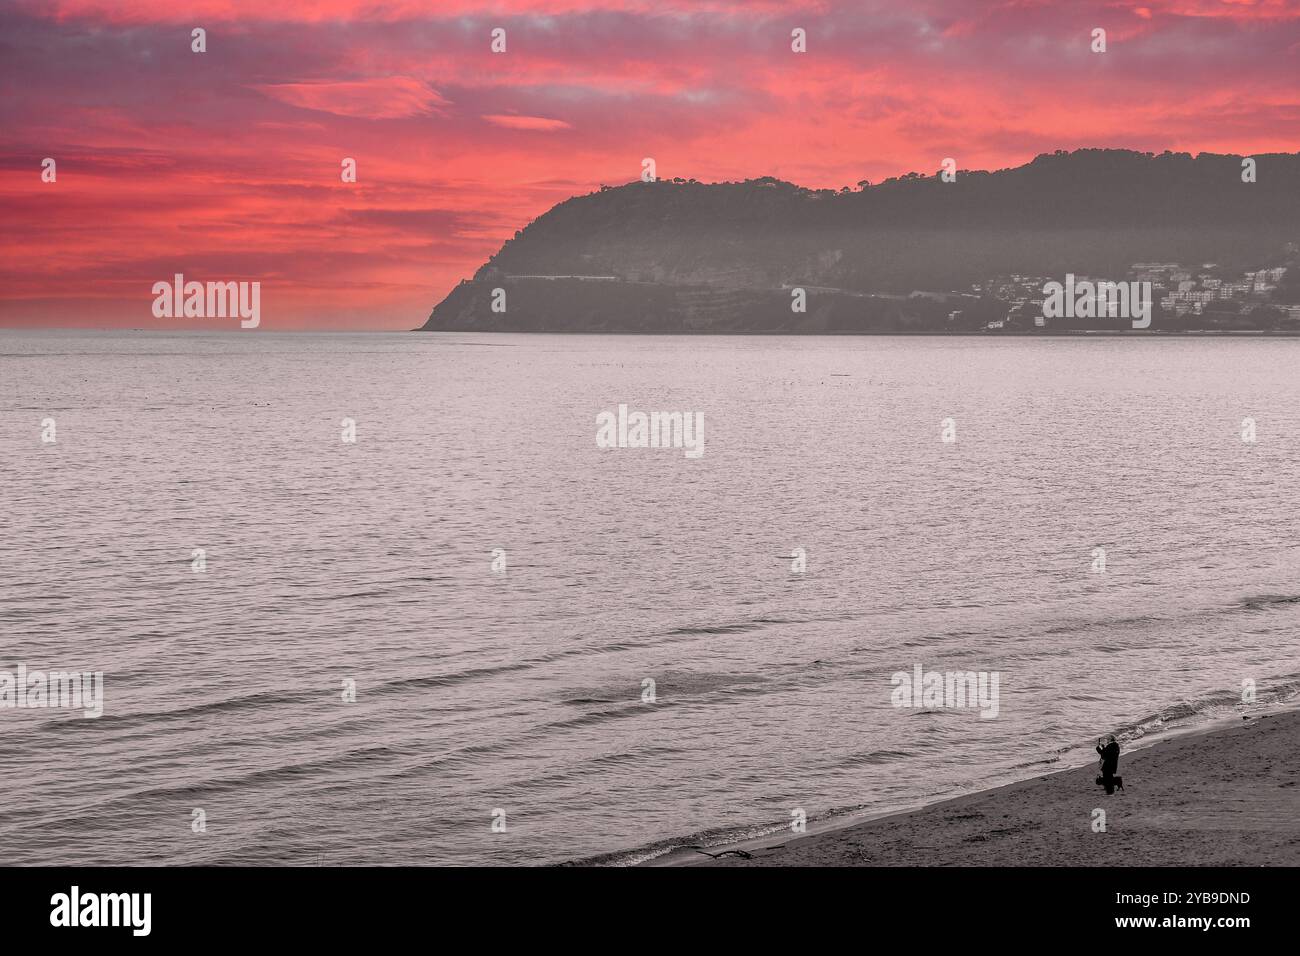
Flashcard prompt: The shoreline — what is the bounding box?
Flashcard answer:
[650,706,1300,867]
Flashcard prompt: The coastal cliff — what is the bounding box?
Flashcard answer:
[420,150,1300,333]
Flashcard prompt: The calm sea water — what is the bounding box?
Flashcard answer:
[2,330,1299,866]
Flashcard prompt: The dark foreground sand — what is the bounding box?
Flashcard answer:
[680,709,1300,866]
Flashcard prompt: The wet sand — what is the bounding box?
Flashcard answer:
[677,709,1300,866]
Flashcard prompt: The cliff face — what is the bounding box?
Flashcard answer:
[420,150,1300,333]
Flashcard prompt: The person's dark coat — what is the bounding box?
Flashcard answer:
[1097,740,1120,773]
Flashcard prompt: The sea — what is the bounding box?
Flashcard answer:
[2,330,1299,865]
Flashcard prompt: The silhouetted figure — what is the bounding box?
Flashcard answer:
[1096,735,1121,794]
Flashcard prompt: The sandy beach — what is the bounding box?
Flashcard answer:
[673,709,1300,866]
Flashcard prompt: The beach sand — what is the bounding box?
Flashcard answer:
[677,709,1300,866]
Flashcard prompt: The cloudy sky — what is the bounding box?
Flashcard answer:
[2,0,1298,329]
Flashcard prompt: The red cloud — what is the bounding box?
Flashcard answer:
[256,77,450,119]
[482,114,573,131]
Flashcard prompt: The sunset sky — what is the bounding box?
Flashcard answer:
[2,0,1298,330]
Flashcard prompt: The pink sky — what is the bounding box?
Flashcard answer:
[2,0,1298,330]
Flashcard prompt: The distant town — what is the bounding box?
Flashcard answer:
[971,243,1300,332]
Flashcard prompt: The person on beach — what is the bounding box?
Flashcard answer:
[1096,735,1121,794]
